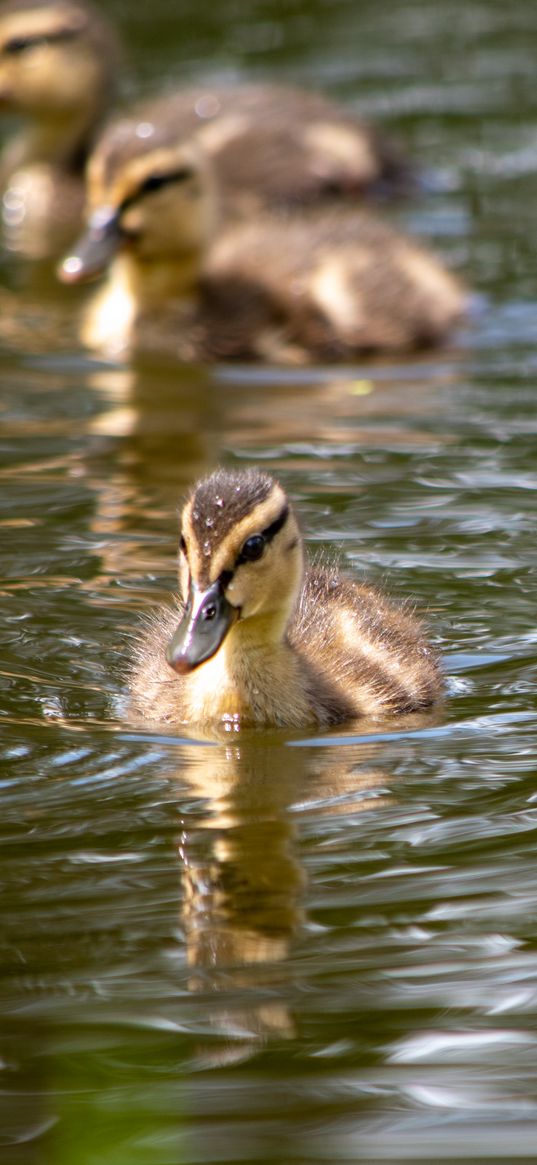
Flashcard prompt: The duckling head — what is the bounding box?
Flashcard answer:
[167,468,303,675]
[60,133,217,287]
[0,0,119,145]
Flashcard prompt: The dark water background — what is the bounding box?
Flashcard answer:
[2,1,537,1161]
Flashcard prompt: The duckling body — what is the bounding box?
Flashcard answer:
[128,468,442,729]
[0,0,120,256]
[61,136,465,362]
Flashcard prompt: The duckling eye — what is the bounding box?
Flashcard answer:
[239,534,265,563]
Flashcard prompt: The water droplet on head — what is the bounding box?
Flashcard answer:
[195,95,221,119]
[136,121,154,139]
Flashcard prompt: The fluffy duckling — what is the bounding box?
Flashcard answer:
[128,468,442,729]
[0,3,410,257]
[60,135,465,362]
[0,0,120,256]
[84,84,412,218]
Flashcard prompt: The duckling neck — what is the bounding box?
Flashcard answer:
[185,614,317,728]
[117,250,203,308]
[2,109,102,178]
[82,251,202,355]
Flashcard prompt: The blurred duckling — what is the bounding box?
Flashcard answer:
[0,0,120,256]
[0,1,413,257]
[128,467,442,729]
[89,83,412,219]
[60,135,466,362]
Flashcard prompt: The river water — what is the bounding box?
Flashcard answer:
[2,1,537,1162]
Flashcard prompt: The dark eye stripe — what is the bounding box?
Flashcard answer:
[206,503,291,590]
[234,503,290,569]
[139,169,194,196]
[2,27,80,55]
[262,504,289,545]
[119,169,194,216]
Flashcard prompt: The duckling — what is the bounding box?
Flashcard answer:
[0,0,120,256]
[60,135,466,362]
[128,468,442,729]
[83,83,412,219]
[0,3,410,257]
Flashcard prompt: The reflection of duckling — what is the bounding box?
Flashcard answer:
[0,0,120,256]
[61,136,465,361]
[128,467,442,728]
[175,735,394,1064]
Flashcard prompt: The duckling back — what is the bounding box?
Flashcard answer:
[194,82,410,207]
[198,209,465,362]
[291,564,441,719]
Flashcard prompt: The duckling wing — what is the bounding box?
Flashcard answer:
[192,83,410,207]
[288,563,442,717]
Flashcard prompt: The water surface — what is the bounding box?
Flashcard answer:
[1,1,537,1162]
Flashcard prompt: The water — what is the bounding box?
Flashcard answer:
[1,1,537,1162]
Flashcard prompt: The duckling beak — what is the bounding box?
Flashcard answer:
[58,206,122,284]
[166,580,238,675]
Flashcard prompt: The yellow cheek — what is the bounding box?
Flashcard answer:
[224,570,258,613]
[21,53,54,93]
[225,577,246,609]
[121,206,144,236]
[231,570,269,617]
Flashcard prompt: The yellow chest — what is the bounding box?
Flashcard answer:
[83,273,137,355]
[183,640,317,729]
